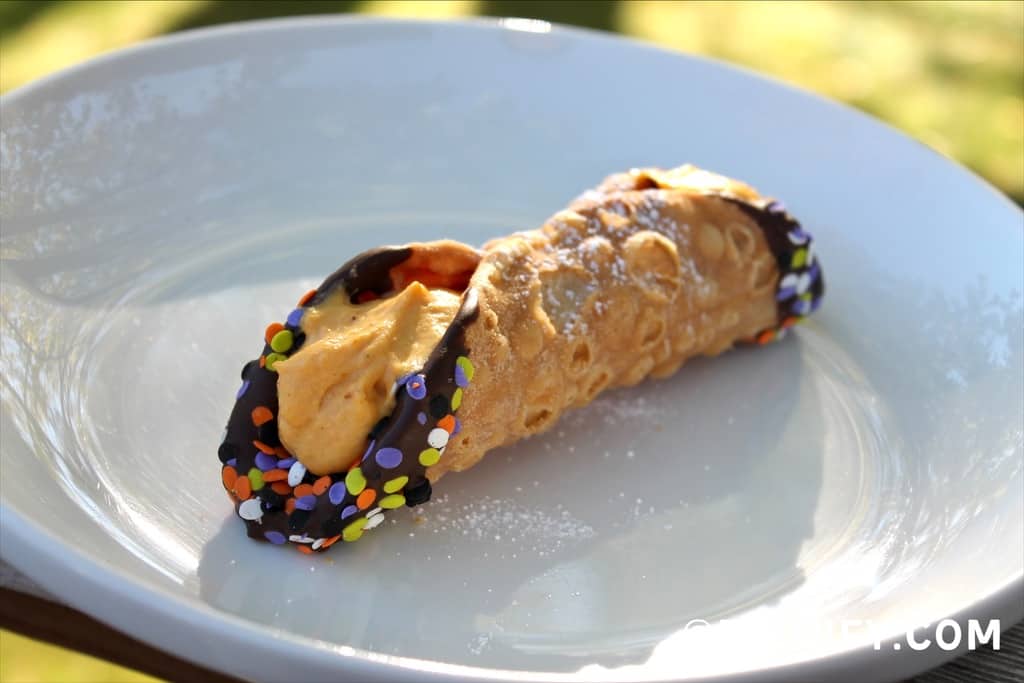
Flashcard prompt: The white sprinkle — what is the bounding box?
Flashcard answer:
[287,461,307,487]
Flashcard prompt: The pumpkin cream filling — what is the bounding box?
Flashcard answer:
[275,281,463,475]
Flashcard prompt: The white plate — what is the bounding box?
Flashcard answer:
[1,16,1021,683]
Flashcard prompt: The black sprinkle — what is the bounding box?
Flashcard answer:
[241,360,256,380]
[288,508,311,532]
[217,441,237,464]
[257,421,280,447]
[429,394,449,419]
[405,478,432,507]
[258,488,284,509]
[369,416,390,440]
[321,515,344,537]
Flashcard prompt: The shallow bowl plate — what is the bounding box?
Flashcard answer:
[1,16,1021,683]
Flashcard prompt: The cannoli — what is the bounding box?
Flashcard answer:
[218,165,824,552]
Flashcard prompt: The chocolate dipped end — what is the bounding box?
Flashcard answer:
[219,243,481,551]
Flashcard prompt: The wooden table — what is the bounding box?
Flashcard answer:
[1,560,1020,682]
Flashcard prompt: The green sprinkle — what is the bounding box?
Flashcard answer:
[791,249,807,269]
[419,448,441,466]
[456,356,475,381]
[451,388,463,411]
[270,329,294,353]
[383,476,408,494]
[380,494,405,509]
[248,468,264,491]
[265,352,287,371]
[345,467,366,495]
[342,517,367,542]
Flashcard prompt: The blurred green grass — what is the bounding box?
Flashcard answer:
[0,1,1020,681]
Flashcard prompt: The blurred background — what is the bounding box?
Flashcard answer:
[0,1,1020,681]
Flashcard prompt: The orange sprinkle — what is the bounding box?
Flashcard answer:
[437,415,456,433]
[285,498,296,514]
[273,446,290,458]
[356,489,376,510]
[251,406,274,426]
[263,469,287,482]
[271,481,293,495]
[756,330,775,345]
[297,545,314,554]
[221,466,238,490]
[321,535,341,548]
[297,289,317,306]
[233,476,251,501]
[293,484,314,498]
[312,476,331,495]
[259,355,266,368]
[356,290,378,304]
[252,439,274,453]
[781,316,799,329]
[264,322,285,344]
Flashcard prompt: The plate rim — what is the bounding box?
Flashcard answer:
[1,13,1021,683]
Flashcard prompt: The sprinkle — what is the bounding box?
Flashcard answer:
[329,482,347,505]
[251,406,274,426]
[417,412,427,425]
[247,468,264,491]
[297,289,317,306]
[252,439,275,453]
[322,535,341,548]
[312,537,326,550]
[383,476,409,493]
[456,356,475,382]
[259,356,266,368]
[437,415,456,434]
[289,534,314,543]
[233,476,252,500]
[451,388,463,411]
[341,505,359,519]
[221,466,238,490]
[342,518,367,542]
[791,248,808,269]
[226,458,237,468]
[297,545,314,554]
[270,329,294,353]
[419,448,441,466]
[263,468,287,482]
[379,494,405,509]
[277,457,296,469]
[293,484,314,498]
[287,461,307,487]
[375,447,403,469]
[236,380,250,399]
[427,428,449,449]
[286,308,304,327]
[255,452,277,471]
[265,353,287,371]
[405,374,427,400]
[756,330,776,345]
[265,531,286,544]
[345,467,366,495]
[295,495,317,511]
[313,476,331,495]
[364,512,385,530]
[271,481,293,495]
[265,322,285,344]
[361,439,376,461]
[356,489,377,509]
[452,418,461,435]
[238,498,263,521]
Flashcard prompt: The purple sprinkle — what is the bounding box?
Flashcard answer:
[375,447,403,469]
[405,374,427,400]
[417,412,427,425]
[767,200,787,214]
[286,308,304,327]
[236,380,250,399]
[295,495,317,511]
[329,482,347,505]
[395,372,414,386]
[452,418,461,435]
[277,457,295,468]
[454,365,469,388]
[226,458,237,467]
[255,452,277,471]
[341,504,358,519]
[361,439,376,462]
[810,297,823,313]
[792,298,812,316]
[776,286,797,302]
[265,531,286,545]
[807,262,820,283]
